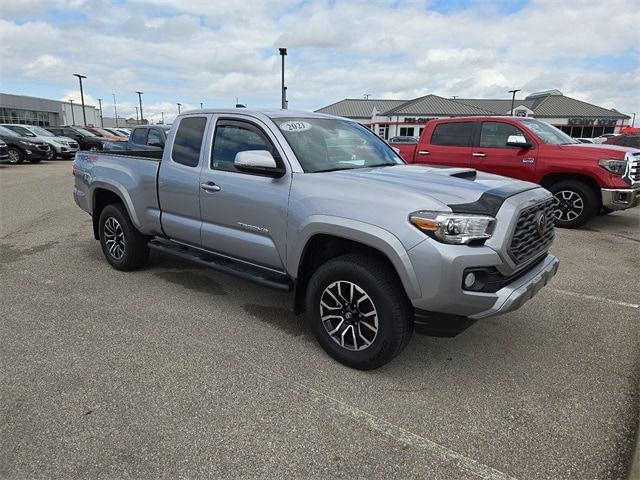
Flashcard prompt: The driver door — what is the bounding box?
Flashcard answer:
[199,118,291,270]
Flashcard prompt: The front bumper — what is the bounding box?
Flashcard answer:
[601,187,640,210]
[468,254,559,319]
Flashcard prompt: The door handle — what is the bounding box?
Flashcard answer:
[418,150,430,155]
[200,182,221,193]
[472,152,486,157]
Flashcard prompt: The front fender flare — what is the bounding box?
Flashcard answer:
[288,215,422,301]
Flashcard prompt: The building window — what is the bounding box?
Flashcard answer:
[378,126,388,139]
[399,127,414,136]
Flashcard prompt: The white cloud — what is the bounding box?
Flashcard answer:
[1,0,638,119]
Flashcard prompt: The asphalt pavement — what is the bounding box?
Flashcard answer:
[1,161,638,479]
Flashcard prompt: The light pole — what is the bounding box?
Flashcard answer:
[161,112,164,124]
[112,93,119,128]
[177,103,181,114]
[508,89,521,116]
[200,102,203,109]
[279,47,287,109]
[97,98,103,127]
[135,106,139,125]
[73,73,87,126]
[136,91,144,125]
[632,113,636,128]
[68,99,75,125]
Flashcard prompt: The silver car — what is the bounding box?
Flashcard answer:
[1,124,80,159]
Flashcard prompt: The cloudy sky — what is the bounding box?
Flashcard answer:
[1,0,639,124]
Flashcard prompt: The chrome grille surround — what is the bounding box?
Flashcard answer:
[508,198,555,264]
[626,152,640,185]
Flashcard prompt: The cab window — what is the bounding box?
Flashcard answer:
[211,120,274,173]
[431,122,472,146]
[479,122,527,148]
[171,117,207,167]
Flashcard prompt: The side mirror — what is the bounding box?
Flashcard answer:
[234,150,285,177]
[506,135,532,148]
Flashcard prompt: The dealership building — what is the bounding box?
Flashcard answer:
[0,92,142,128]
[316,90,632,140]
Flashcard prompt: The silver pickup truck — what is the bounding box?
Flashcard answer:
[73,109,559,369]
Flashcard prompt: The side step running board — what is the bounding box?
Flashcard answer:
[148,240,292,291]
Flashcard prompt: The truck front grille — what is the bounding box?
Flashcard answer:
[629,153,640,183]
[509,199,555,264]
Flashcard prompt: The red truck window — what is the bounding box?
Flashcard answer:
[431,122,472,146]
[479,122,526,148]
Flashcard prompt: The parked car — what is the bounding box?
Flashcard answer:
[390,116,640,228]
[127,125,171,150]
[575,138,594,144]
[0,139,9,164]
[604,133,640,149]
[0,126,53,164]
[73,109,559,370]
[103,128,128,137]
[592,133,618,144]
[388,136,419,143]
[1,124,79,159]
[82,127,127,142]
[45,126,124,151]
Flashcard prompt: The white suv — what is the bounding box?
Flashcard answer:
[0,124,79,159]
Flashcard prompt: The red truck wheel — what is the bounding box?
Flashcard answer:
[549,180,597,228]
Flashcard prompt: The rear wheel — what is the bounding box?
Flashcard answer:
[7,148,24,164]
[305,254,412,370]
[549,180,597,228]
[98,203,149,271]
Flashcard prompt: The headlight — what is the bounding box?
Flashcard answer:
[19,140,37,147]
[598,158,627,175]
[409,211,495,244]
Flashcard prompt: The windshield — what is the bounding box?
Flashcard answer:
[0,126,20,137]
[4,125,36,137]
[28,126,55,136]
[276,118,404,173]
[519,119,579,145]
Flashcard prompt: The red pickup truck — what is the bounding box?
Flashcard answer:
[390,116,640,227]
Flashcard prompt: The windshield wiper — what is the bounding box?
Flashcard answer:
[313,166,359,173]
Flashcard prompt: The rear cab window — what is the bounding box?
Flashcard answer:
[171,117,207,167]
[431,122,473,146]
[130,128,147,145]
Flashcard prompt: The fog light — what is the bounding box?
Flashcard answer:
[464,272,476,288]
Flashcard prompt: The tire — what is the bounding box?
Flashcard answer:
[305,254,413,370]
[548,180,597,228]
[98,203,149,271]
[7,147,24,164]
[88,144,101,152]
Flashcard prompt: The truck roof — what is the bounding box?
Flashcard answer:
[177,108,344,121]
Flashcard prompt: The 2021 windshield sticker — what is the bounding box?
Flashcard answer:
[280,121,311,132]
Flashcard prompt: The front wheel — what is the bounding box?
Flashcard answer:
[88,144,101,152]
[98,203,149,271]
[7,148,24,164]
[305,254,413,370]
[549,180,597,228]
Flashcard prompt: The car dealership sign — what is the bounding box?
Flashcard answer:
[568,118,617,126]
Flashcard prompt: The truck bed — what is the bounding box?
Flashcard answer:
[73,150,164,236]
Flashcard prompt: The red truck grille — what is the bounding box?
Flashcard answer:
[630,153,640,183]
[509,199,555,264]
